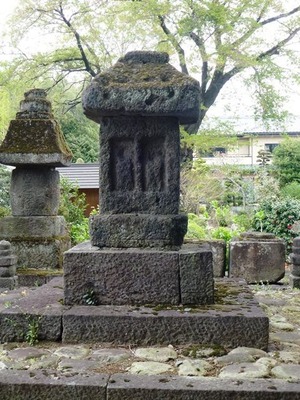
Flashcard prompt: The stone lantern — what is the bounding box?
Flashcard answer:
[0,89,72,272]
[64,51,214,306]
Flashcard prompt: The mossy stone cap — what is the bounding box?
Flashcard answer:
[82,50,200,124]
[0,89,72,167]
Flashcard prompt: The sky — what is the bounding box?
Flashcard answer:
[1,0,300,131]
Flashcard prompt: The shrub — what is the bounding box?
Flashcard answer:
[186,213,208,240]
[281,182,300,200]
[252,197,300,253]
[59,178,89,245]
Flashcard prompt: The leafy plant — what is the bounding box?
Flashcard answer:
[25,317,40,346]
[252,197,300,253]
[59,178,89,245]
[82,289,98,305]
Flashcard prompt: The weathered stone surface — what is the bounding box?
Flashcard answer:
[90,213,187,249]
[134,347,177,362]
[278,351,300,364]
[0,216,69,238]
[54,346,90,359]
[64,243,214,306]
[272,364,300,380]
[177,359,211,376]
[63,279,269,349]
[98,116,181,214]
[0,370,107,400]
[184,239,226,277]
[91,348,131,363]
[179,247,214,304]
[0,265,16,276]
[107,375,300,399]
[0,240,11,250]
[229,236,285,283]
[0,278,63,342]
[0,216,70,269]
[219,361,269,379]
[64,243,180,305]
[290,237,300,289]
[0,89,72,167]
[128,361,173,375]
[11,167,60,216]
[0,277,18,289]
[8,347,50,361]
[82,51,200,124]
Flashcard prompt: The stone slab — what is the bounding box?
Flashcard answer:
[63,279,269,349]
[0,277,63,342]
[90,213,187,249]
[107,375,300,400]
[64,242,213,306]
[0,370,107,400]
[0,372,299,400]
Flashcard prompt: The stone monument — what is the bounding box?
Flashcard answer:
[0,240,17,289]
[64,51,214,306]
[62,52,268,349]
[290,237,300,289]
[0,89,72,271]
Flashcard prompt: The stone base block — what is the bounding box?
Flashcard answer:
[1,277,269,350]
[62,279,269,349]
[0,216,70,270]
[229,238,285,283]
[0,278,63,343]
[64,242,214,306]
[1,372,298,400]
[0,276,17,289]
[89,214,187,249]
[184,239,226,277]
[290,274,300,289]
[17,268,63,287]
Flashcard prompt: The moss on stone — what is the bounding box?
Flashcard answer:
[0,119,72,156]
[94,62,198,91]
[17,268,63,276]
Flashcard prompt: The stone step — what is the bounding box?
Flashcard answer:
[0,371,299,400]
[0,277,269,349]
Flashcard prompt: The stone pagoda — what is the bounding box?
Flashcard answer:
[0,89,72,272]
[64,51,214,306]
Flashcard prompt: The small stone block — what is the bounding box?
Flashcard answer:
[0,256,17,267]
[179,248,214,305]
[0,276,17,289]
[64,242,180,305]
[0,240,11,250]
[0,265,16,277]
[0,249,12,257]
[90,214,187,249]
[290,274,300,289]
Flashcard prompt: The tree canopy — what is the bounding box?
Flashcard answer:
[0,0,300,147]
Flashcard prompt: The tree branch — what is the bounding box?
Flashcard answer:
[158,15,189,75]
[261,5,300,26]
[53,5,97,77]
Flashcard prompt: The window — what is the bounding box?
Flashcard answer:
[265,143,278,153]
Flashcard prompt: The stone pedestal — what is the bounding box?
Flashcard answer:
[229,232,285,283]
[0,240,18,289]
[0,216,70,270]
[290,237,300,289]
[64,242,214,306]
